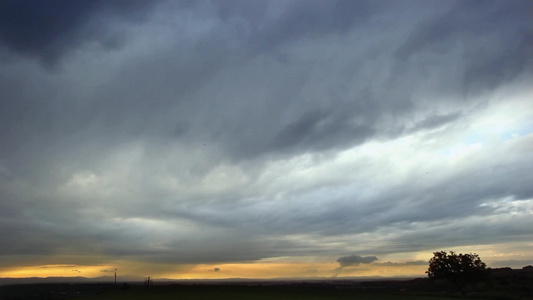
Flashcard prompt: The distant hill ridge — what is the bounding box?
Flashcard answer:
[0,275,144,285]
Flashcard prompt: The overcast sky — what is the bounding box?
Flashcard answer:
[1,0,532,279]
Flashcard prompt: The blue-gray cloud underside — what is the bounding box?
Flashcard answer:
[0,0,532,268]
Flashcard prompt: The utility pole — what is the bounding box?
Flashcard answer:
[114,268,117,285]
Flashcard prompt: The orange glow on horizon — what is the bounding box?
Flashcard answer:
[0,264,115,278]
[0,261,427,280]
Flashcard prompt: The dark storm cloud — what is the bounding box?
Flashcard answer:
[396,0,533,93]
[245,0,378,54]
[0,0,532,272]
[206,0,531,159]
[271,109,374,153]
[0,0,162,65]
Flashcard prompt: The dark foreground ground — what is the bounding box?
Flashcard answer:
[1,268,532,300]
[0,282,458,300]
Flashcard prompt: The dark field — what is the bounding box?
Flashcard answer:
[0,282,477,300]
[67,284,476,300]
[1,269,532,300]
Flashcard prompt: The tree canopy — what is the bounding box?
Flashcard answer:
[427,251,487,292]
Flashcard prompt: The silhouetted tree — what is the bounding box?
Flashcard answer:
[427,251,487,294]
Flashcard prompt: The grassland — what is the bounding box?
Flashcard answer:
[71,284,481,300]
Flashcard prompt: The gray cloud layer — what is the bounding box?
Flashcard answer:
[0,0,163,65]
[1,0,532,272]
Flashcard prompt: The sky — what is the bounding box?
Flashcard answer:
[0,0,532,280]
